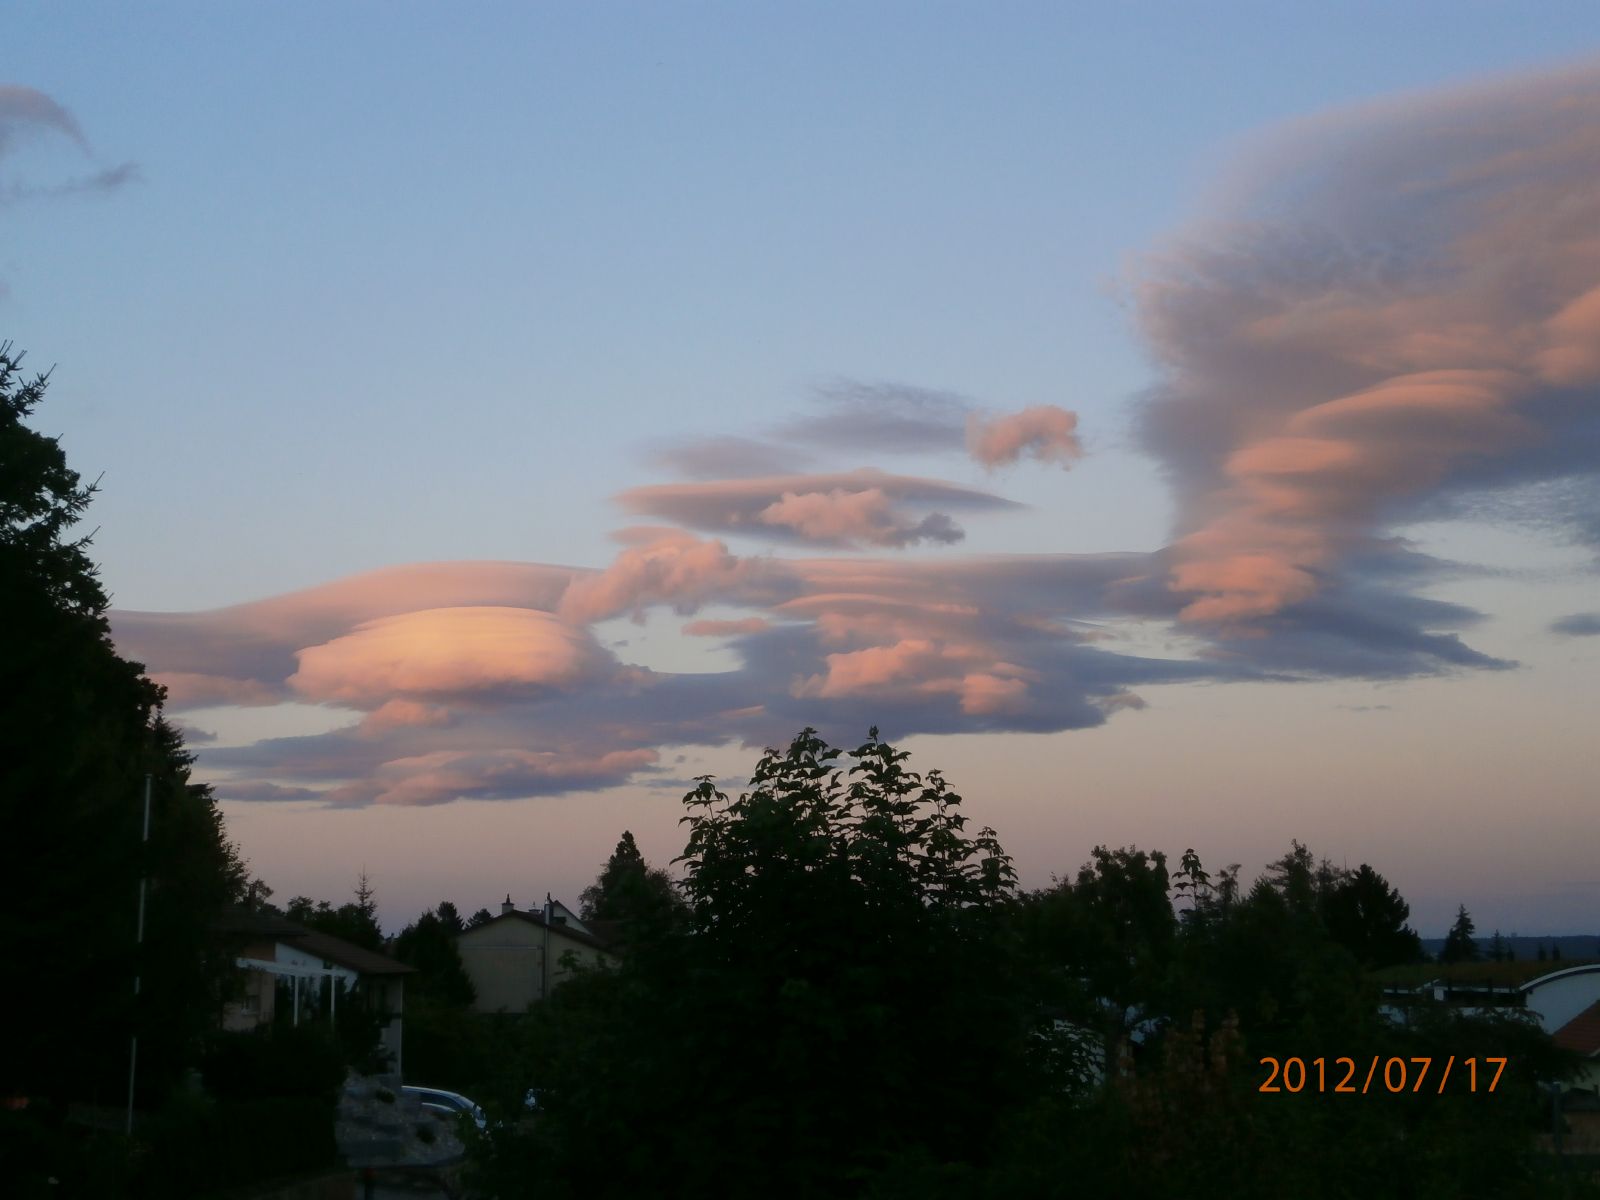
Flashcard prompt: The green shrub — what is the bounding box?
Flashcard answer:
[201,1024,346,1104]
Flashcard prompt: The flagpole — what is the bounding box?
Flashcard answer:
[126,772,151,1136]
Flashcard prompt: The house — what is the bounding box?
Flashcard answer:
[1379,959,1600,1027]
[1379,959,1600,1093]
[455,895,620,1014]
[214,907,415,1073]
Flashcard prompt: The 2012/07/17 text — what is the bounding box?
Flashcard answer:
[1258,1056,1507,1094]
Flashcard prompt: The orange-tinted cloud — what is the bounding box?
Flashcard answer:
[967,405,1083,469]
[681,617,773,637]
[757,487,963,547]
[290,607,607,706]
[557,530,777,624]
[1137,61,1600,625]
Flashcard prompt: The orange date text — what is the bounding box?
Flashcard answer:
[1257,1055,1507,1095]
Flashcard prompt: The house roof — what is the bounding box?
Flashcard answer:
[459,908,618,956]
[291,928,415,976]
[214,906,415,976]
[1554,1001,1600,1058]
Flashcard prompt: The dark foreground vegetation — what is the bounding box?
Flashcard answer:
[4,343,1595,1197]
[447,729,1592,1200]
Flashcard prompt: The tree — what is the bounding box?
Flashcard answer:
[1025,845,1174,1059]
[480,728,1029,1199]
[0,343,246,1105]
[1441,905,1479,964]
[394,903,476,1009]
[1486,930,1509,962]
[1321,863,1425,969]
[577,830,685,947]
[1172,847,1211,919]
[284,876,384,951]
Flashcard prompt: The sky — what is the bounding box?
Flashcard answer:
[6,4,1599,936]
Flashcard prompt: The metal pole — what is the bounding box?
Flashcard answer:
[542,893,552,1002]
[125,773,152,1136]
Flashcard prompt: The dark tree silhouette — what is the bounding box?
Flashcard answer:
[1441,904,1480,963]
[1321,863,1425,969]
[577,830,684,946]
[0,343,246,1104]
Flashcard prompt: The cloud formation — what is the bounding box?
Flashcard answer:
[110,59,1600,810]
[290,607,610,705]
[0,84,136,207]
[1550,612,1600,637]
[616,469,1019,548]
[1136,60,1600,627]
[967,405,1083,469]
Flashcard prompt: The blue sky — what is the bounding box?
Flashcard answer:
[6,5,1599,933]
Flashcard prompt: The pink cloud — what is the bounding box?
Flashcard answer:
[757,487,963,547]
[1137,61,1600,625]
[323,747,660,807]
[357,699,455,735]
[1537,284,1600,386]
[289,607,607,705]
[558,530,775,624]
[967,405,1082,469]
[681,617,773,637]
[152,671,283,709]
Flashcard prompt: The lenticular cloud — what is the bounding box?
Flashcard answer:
[111,59,1600,808]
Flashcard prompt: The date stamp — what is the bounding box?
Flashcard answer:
[1258,1056,1508,1094]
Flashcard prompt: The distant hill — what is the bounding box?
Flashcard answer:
[1417,934,1599,961]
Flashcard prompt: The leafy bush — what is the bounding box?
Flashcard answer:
[200,1023,346,1104]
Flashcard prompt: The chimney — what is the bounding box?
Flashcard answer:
[502,893,515,916]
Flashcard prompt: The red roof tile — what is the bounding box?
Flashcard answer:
[1554,1000,1600,1056]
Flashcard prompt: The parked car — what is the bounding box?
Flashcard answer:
[402,1085,488,1131]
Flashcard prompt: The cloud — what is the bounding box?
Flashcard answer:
[0,85,86,154]
[1133,59,1600,629]
[115,60,1600,809]
[0,85,137,210]
[289,607,609,706]
[1550,612,1600,637]
[650,435,815,479]
[681,617,773,637]
[0,161,139,203]
[153,671,285,708]
[967,405,1083,469]
[212,780,326,803]
[321,747,662,807]
[779,380,973,453]
[615,469,1019,548]
[757,487,964,547]
[557,530,781,624]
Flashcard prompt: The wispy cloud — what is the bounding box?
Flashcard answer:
[615,469,1020,549]
[0,84,138,208]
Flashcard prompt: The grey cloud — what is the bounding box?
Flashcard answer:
[0,85,86,155]
[614,469,1020,549]
[1551,612,1600,637]
[781,380,972,453]
[649,435,817,480]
